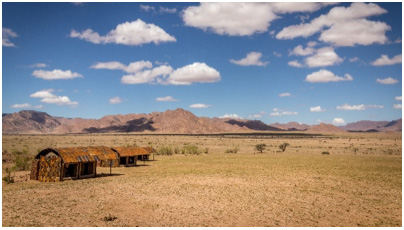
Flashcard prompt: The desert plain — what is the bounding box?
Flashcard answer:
[2,132,402,227]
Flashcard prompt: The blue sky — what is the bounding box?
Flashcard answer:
[2,2,402,125]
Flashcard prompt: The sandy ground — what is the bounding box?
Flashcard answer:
[2,133,402,227]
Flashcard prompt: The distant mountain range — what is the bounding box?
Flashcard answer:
[2,109,401,134]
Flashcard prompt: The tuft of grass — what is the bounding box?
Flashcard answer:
[225,146,239,154]
[182,145,200,155]
[157,146,173,156]
[12,149,31,171]
[102,214,118,222]
[2,167,15,184]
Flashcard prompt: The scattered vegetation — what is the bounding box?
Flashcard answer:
[278,143,290,152]
[12,149,31,171]
[322,151,330,155]
[157,146,174,156]
[255,143,267,153]
[225,146,239,154]
[2,167,15,184]
[102,214,118,222]
[157,145,202,155]
[174,146,180,154]
[182,145,200,155]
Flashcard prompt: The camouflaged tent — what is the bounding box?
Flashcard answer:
[111,146,152,167]
[31,146,118,182]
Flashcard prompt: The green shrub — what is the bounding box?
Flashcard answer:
[2,167,14,184]
[12,149,31,171]
[157,146,173,156]
[102,214,118,222]
[255,144,267,153]
[278,143,290,152]
[183,145,200,155]
[174,146,180,154]
[225,146,239,154]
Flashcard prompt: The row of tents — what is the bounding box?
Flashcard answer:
[30,146,156,182]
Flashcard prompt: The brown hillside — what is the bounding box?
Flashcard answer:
[306,123,347,133]
[270,122,310,131]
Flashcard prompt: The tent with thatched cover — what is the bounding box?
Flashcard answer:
[31,146,118,182]
[111,146,151,167]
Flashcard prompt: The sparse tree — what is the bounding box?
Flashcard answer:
[279,143,290,152]
[255,143,267,153]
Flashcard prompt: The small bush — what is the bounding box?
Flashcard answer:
[183,145,200,155]
[204,148,209,154]
[102,214,118,222]
[12,149,31,171]
[278,143,290,152]
[255,144,267,153]
[174,146,180,154]
[225,146,239,154]
[321,151,330,155]
[2,167,14,184]
[157,146,173,156]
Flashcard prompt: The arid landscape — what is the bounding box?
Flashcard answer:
[2,132,402,227]
[3,2,402,228]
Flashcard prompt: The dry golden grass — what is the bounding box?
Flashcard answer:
[2,132,402,227]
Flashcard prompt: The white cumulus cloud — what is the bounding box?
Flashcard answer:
[249,111,266,119]
[32,69,82,80]
[140,5,155,12]
[305,69,353,83]
[220,113,241,119]
[30,89,78,106]
[189,103,211,109]
[3,28,18,47]
[376,77,399,85]
[160,7,177,14]
[182,3,333,36]
[230,52,268,66]
[109,96,122,104]
[277,3,390,47]
[349,57,359,63]
[371,54,402,66]
[393,104,402,109]
[91,61,152,73]
[305,47,343,68]
[310,106,326,112]
[332,118,346,126]
[288,60,304,68]
[70,19,176,46]
[156,96,178,102]
[395,96,402,101]
[93,60,220,85]
[337,104,384,110]
[289,44,315,56]
[28,63,48,68]
[279,92,292,97]
[182,3,277,36]
[269,2,337,14]
[269,108,298,116]
[11,103,31,108]
[12,103,43,109]
[121,65,173,84]
[167,62,220,85]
